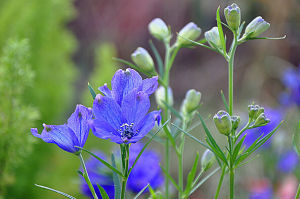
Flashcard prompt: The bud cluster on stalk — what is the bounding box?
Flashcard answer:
[248,104,270,128]
[213,110,240,136]
[180,89,201,119]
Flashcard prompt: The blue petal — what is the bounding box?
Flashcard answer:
[98,83,112,97]
[67,104,92,146]
[111,69,143,105]
[142,76,158,95]
[121,89,150,125]
[31,124,79,153]
[93,94,123,130]
[89,119,123,143]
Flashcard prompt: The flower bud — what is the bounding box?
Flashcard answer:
[248,104,264,121]
[231,115,240,131]
[213,110,232,136]
[252,113,270,127]
[205,27,222,50]
[148,18,170,41]
[155,86,173,108]
[131,47,154,72]
[181,89,201,116]
[201,149,215,171]
[176,22,201,46]
[243,16,270,38]
[224,3,241,31]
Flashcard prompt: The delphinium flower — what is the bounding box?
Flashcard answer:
[280,66,300,106]
[243,108,282,149]
[31,104,92,153]
[80,143,164,198]
[90,68,161,144]
[277,150,299,173]
[248,179,273,199]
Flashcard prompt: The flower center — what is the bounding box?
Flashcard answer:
[119,123,137,142]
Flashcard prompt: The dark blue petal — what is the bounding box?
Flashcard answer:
[111,69,143,105]
[142,76,158,95]
[121,89,150,125]
[89,119,123,144]
[98,83,112,97]
[67,104,92,147]
[93,94,123,130]
[31,124,79,153]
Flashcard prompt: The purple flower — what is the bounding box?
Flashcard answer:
[243,108,282,149]
[31,105,92,153]
[90,68,161,144]
[80,143,164,198]
[277,150,298,173]
[280,67,300,106]
[249,179,273,199]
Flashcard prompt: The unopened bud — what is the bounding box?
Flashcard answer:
[181,89,201,116]
[176,22,201,46]
[224,3,241,31]
[231,115,240,131]
[243,16,270,38]
[205,27,222,50]
[201,149,215,171]
[148,18,170,41]
[252,113,270,127]
[131,47,154,72]
[213,110,232,136]
[248,104,264,121]
[155,86,173,108]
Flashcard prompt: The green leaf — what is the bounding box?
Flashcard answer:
[237,21,245,38]
[162,100,183,120]
[111,153,121,199]
[34,184,76,199]
[293,125,300,156]
[77,170,83,177]
[76,147,123,177]
[232,134,246,165]
[247,35,286,41]
[184,153,200,195]
[128,118,170,175]
[97,184,110,199]
[149,40,164,76]
[88,82,96,99]
[161,166,181,192]
[220,90,229,112]
[133,184,150,199]
[216,6,226,55]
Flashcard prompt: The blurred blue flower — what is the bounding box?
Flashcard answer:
[81,143,164,198]
[31,105,92,153]
[249,179,273,199]
[277,150,298,173]
[280,67,300,106]
[90,68,160,144]
[243,108,282,149]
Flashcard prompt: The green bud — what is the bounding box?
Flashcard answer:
[252,113,270,127]
[201,149,215,171]
[231,115,240,131]
[176,22,201,46]
[243,16,270,38]
[205,27,222,50]
[155,86,173,108]
[213,110,232,136]
[180,89,201,116]
[224,3,241,31]
[131,47,154,72]
[248,104,264,121]
[148,18,170,41]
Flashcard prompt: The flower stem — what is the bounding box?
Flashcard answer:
[295,183,300,199]
[78,153,98,199]
[229,167,234,199]
[165,139,170,199]
[120,144,130,199]
[214,165,226,199]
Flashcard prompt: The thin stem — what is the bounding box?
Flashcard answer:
[78,153,98,199]
[192,169,204,187]
[121,144,130,199]
[214,165,226,199]
[165,139,170,199]
[178,153,183,198]
[229,167,234,199]
[295,183,300,199]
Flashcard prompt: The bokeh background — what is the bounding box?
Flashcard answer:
[0,0,299,198]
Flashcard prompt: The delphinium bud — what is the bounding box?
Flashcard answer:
[201,149,215,172]
[148,18,170,41]
[231,115,241,131]
[131,47,154,72]
[213,110,232,136]
[180,89,201,117]
[243,16,270,38]
[224,3,241,31]
[205,27,222,50]
[155,86,173,108]
[248,104,264,121]
[176,22,201,46]
[252,113,270,127]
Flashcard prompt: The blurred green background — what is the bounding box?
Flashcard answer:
[0,0,299,198]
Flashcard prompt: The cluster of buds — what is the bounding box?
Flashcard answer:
[248,104,270,128]
[224,3,241,31]
[201,149,215,172]
[213,110,240,136]
[180,89,201,119]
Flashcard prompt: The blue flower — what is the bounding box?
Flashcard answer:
[80,143,164,198]
[277,150,298,173]
[90,68,160,144]
[243,108,282,149]
[31,105,92,153]
[280,67,300,106]
[249,179,273,199]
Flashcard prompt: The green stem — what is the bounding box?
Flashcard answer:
[121,144,129,199]
[214,165,226,199]
[230,167,234,199]
[178,152,183,199]
[295,183,300,199]
[165,139,170,199]
[78,153,98,199]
